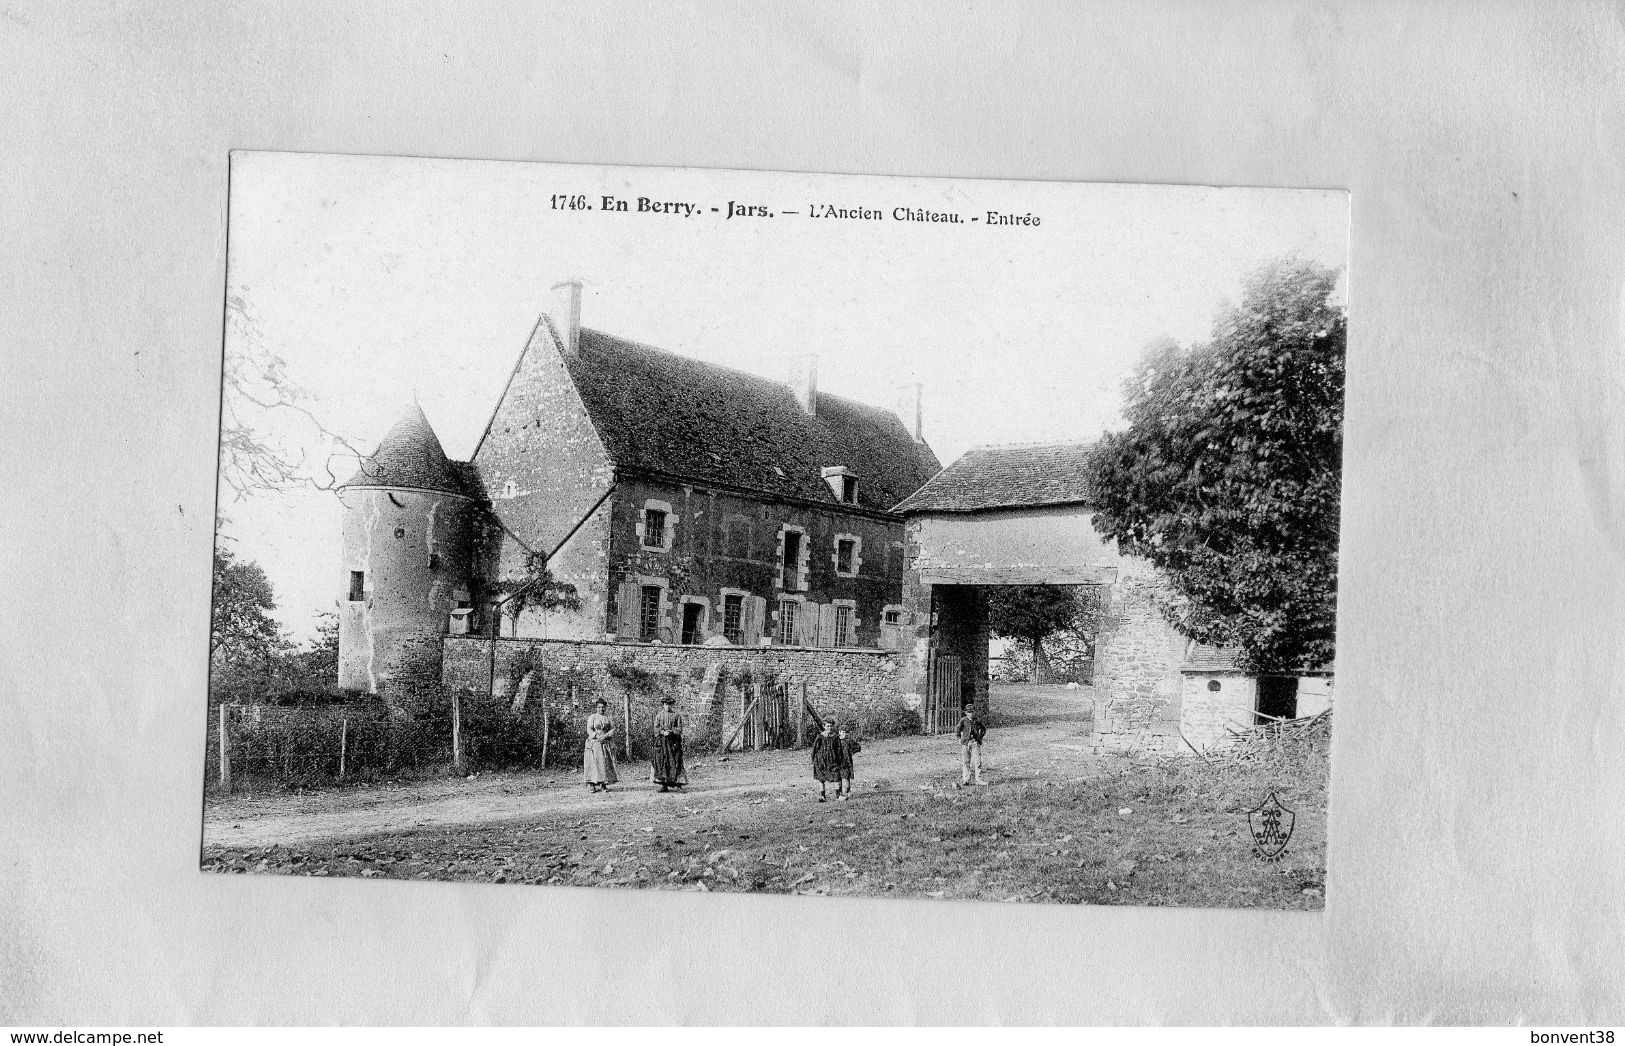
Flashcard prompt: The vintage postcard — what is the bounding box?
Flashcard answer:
[203,152,1347,910]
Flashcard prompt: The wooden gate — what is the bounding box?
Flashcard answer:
[742,681,793,750]
[926,655,962,734]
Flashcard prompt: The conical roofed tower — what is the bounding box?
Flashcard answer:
[336,405,484,694]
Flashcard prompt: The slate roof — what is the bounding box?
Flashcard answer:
[339,403,478,498]
[891,440,1096,514]
[562,327,942,512]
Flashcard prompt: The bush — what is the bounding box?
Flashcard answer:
[870,701,922,738]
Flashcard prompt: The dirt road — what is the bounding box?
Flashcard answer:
[202,684,1104,851]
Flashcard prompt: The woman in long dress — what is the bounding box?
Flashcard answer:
[583,698,618,792]
[650,694,686,792]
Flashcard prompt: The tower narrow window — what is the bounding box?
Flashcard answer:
[348,571,364,602]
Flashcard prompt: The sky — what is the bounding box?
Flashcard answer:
[220,152,1348,641]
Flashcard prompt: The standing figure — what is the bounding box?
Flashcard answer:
[955,699,987,787]
[651,694,687,792]
[583,698,618,793]
[809,718,843,802]
[836,722,862,800]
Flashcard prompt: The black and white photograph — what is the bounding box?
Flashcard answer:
[202,152,1348,910]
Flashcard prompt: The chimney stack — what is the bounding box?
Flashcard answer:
[789,353,819,415]
[550,279,582,356]
[895,381,924,442]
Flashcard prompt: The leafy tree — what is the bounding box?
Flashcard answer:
[1087,258,1344,674]
[210,547,284,666]
[987,586,1079,681]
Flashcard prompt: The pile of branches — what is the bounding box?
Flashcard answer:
[1201,708,1332,765]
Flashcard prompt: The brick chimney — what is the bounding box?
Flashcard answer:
[550,278,582,356]
[895,381,924,442]
[789,353,818,415]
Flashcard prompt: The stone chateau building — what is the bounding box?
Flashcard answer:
[335,280,940,694]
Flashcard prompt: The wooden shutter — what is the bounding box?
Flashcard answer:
[657,589,676,644]
[742,595,767,646]
[615,580,641,641]
[816,603,837,648]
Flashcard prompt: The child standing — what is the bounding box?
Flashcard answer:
[836,723,862,800]
[810,718,843,802]
[955,699,986,787]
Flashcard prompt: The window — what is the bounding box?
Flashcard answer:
[348,571,364,601]
[723,594,744,643]
[501,479,517,499]
[643,508,667,549]
[836,538,856,574]
[680,602,703,645]
[781,530,803,591]
[840,475,857,503]
[883,608,902,625]
[777,599,799,645]
[638,586,661,642]
[834,605,854,647]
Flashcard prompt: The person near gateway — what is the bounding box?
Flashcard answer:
[583,698,618,793]
[955,698,987,788]
[651,694,687,792]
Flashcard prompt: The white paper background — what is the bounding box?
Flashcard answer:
[2,0,1623,1025]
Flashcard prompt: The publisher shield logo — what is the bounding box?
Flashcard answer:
[1247,792,1296,860]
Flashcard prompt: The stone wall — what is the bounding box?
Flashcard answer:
[473,316,617,640]
[1089,562,1189,754]
[441,636,910,752]
[1179,671,1258,751]
[605,474,906,650]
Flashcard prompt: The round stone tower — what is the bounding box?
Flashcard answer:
[336,404,483,695]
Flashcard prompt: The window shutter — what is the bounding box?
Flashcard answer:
[817,603,837,648]
[615,581,641,641]
[657,589,676,644]
[744,595,767,646]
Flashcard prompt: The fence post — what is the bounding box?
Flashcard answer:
[539,691,550,770]
[338,717,348,782]
[218,703,231,794]
[797,680,807,747]
[623,690,632,761]
[752,683,764,752]
[452,689,464,775]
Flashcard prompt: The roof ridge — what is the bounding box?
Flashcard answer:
[966,437,1099,451]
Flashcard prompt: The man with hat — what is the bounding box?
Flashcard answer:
[651,693,687,792]
[955,698,986,788]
